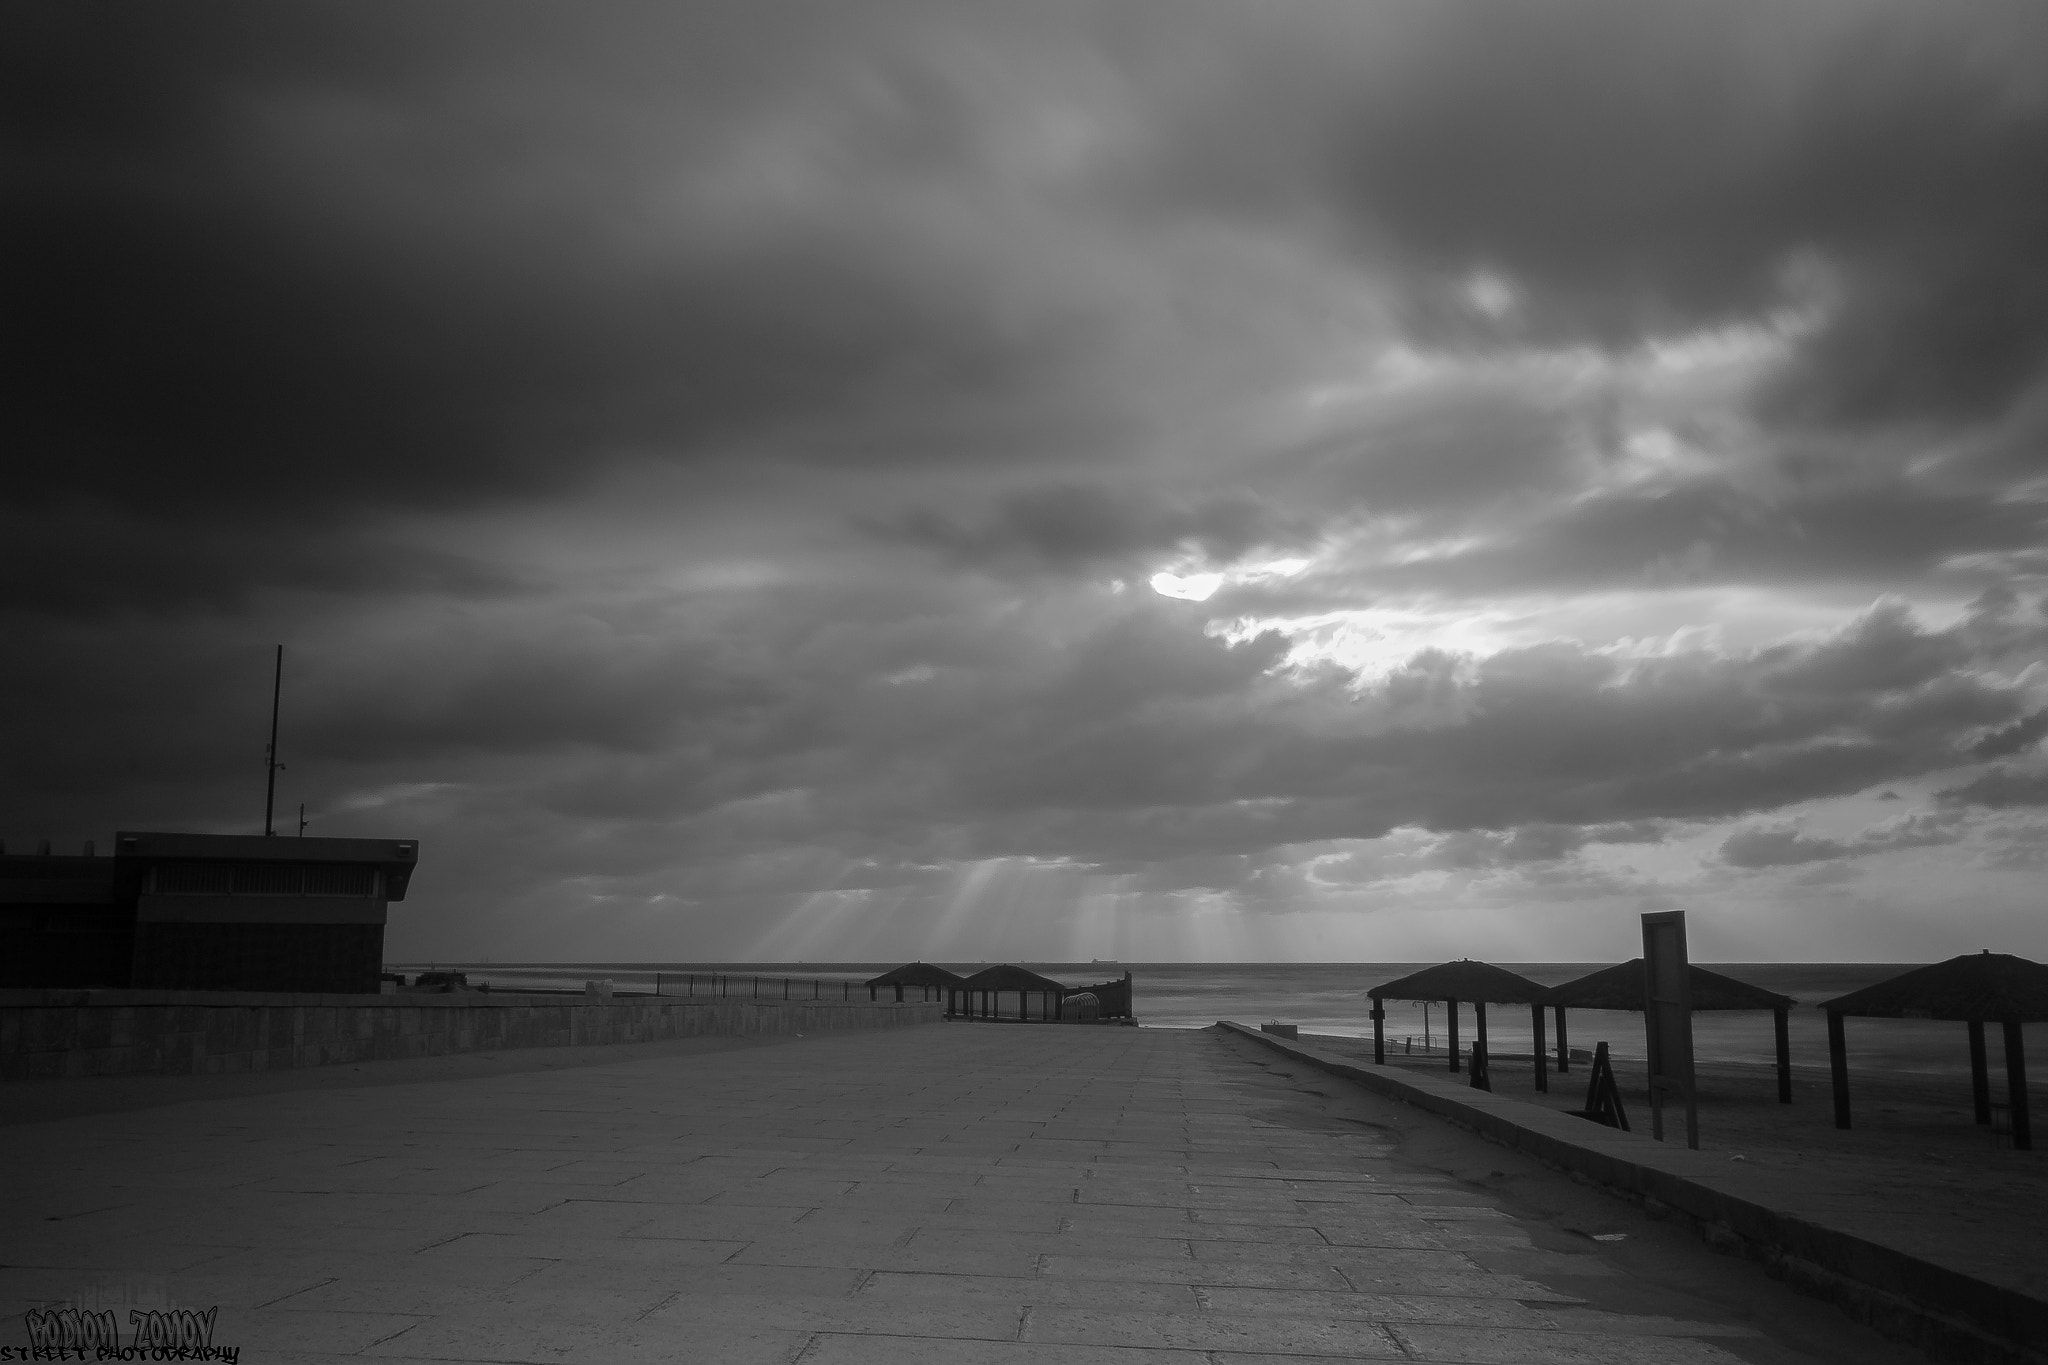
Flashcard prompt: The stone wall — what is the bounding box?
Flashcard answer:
[0,989,945,1081]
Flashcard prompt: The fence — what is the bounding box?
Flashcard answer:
[651,973,948,1004]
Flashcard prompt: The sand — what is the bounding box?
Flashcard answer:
[1304,1032,2048,1309]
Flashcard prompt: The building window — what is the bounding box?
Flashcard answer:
[152,863,377,897]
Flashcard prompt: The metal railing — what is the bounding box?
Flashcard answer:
[650,973,945,1003]
[653,972,845,1001]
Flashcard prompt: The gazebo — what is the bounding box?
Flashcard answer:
[955,965,1070,1022]
[1548,961,1797,1102]
[1820,951,2048,1151]
[1367,960,1554,1092]
[864,961,964,1003]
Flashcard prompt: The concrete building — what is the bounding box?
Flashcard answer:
[0,831,417,994]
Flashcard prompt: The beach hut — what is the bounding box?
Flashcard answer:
[1820,951,2048,1151]
[1548,961,1797,1103]
[864,961,964,1003]
[955,965,1070,1022]
[1367,960,1553,1092]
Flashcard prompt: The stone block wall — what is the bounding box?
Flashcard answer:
[0,990,945,1081]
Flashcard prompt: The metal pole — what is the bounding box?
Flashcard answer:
[263,645,283,836]
[1827,1010,1851,1129]
[1775,1006,1793,1104]
[2005,1019,2032,1152]
[1969,1020,1991,1123]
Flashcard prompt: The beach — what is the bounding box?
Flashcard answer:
[1306,1033,2048,1312]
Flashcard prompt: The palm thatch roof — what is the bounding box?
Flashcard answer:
[1821,952,2048,1022]
[1367,959,1549,1005]
[864,961,965,989]
[959,964,1070,992]
[1548,960,1794,1012]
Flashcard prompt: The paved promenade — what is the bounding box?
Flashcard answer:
[2,1025,1914,1363]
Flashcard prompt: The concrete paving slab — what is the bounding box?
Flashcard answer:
[799,1338,1213,1365]
[1388,1322,1752,1363]
[1021,1305,1406,1354]
[0,1024,1927,1363]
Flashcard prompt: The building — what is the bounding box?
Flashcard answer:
[0,831,417,994]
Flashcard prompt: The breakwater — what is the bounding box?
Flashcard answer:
[0,988,944,1081]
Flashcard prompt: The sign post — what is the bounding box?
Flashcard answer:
[1641,911,1699,1149]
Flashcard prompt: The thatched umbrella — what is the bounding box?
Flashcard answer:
[1820,951,2048,1150]
[957,964,1071,1022]
[864,961,964,1003]
[1549,961,1797,1102]
[1367,960,1553,1092]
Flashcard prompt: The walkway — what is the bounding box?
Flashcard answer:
[1,1025,1914,1362]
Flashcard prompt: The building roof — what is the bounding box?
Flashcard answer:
[115,830,419,900]
[1367,959,1550,1005]
[864,961,966,989]
[1547,960,1794,1012]
[1821,951,2048,1022]
[959,964,1069,992]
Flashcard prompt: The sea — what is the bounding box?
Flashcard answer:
[387,959,2035,1077]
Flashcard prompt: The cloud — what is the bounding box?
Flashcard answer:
[1938,766,2048,810]
[875,483,1305,574]
[8,2,2048,958]
[1717,810,1965,867]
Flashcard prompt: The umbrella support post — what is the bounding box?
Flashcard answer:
[1828,1010,1851,1130]
[1970,1021,1992,1124]
[1774,1006,1792,1104]
[2004,1020,2032,1152]
[1531,1002,1547,1092]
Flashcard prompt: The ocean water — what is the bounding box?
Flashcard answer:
[391,958,2030,1076]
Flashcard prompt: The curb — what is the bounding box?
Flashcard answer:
[1219,1020,2045,1365]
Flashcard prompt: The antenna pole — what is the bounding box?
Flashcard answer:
[298,802,307,837]
[264,645,283,836]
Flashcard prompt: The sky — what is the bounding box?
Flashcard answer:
[6,1,2048,965]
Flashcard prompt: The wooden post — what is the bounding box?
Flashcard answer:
[1969,1021,1991,1123]
[1827,1010,1851,1130]
[1555,1006,1569,1073]
[1372,1000,1385,1064]
[1472,1002,1490,1090]
[2004,1019,2032,1152]
[1447,998,1460,1073]
[1774,1006,1792,1104]
[1531,1002,1547,1092]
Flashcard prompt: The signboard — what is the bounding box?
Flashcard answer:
[1640,911,1699,1149]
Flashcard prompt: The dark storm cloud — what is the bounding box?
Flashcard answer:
[2,1,1109,528]
[0,510,523,617]
[1229,1,2048,430]
[9,0,2048,950]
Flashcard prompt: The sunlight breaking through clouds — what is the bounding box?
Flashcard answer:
[7,2,2048,961]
